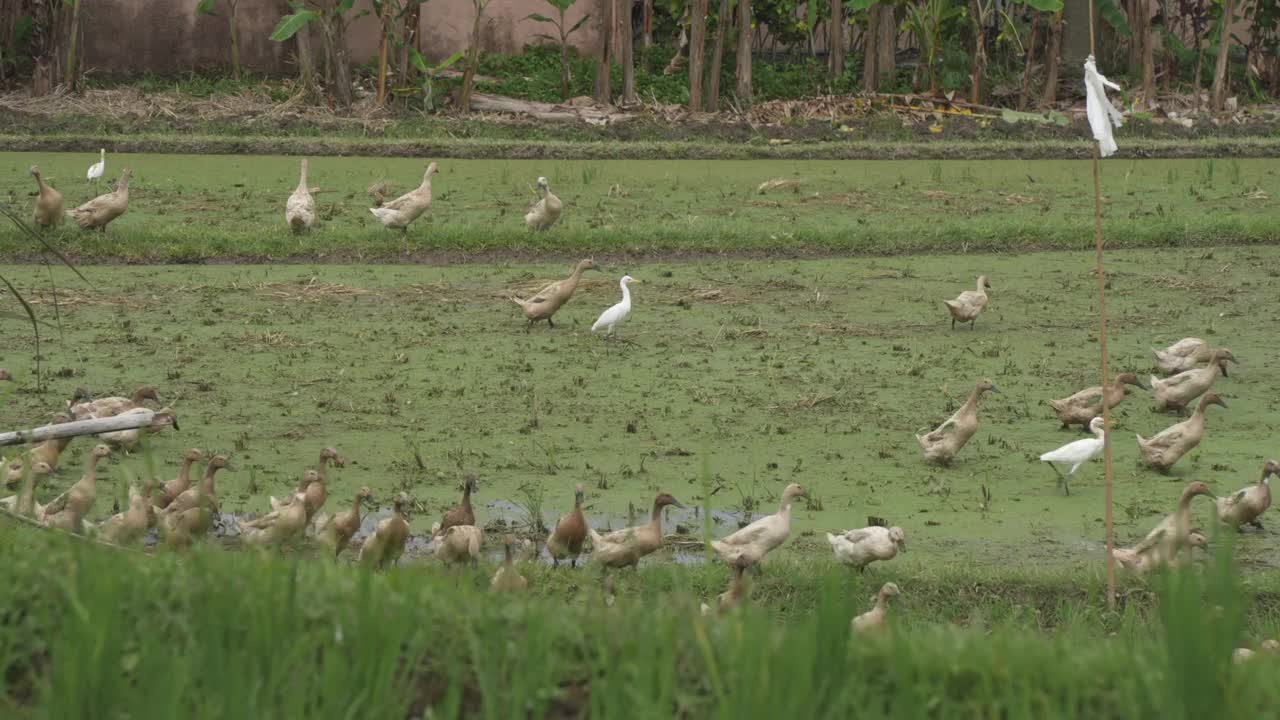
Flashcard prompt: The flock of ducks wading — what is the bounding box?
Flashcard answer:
[29,154,564,236]
[11,155,1272,633]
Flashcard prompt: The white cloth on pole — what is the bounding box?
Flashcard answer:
[1084,55,1124,157]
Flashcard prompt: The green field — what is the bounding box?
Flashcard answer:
[3,152,1278,259]
[3,246,1278,571]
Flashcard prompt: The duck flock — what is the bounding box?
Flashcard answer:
[10,152,1276,635]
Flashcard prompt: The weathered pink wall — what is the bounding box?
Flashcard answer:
[82,0,599,76]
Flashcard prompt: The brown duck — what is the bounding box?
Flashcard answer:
[1050,373,1148,429]
[916,379,1001,465]
[547,483,588,567]
[31,166,64,229]
[164,455,231,516]
[153,448,203,509]
[314,486,374,557]
[1137,392,1227,473]
[360,492,413,569]
[68,168,132,231]
[510,259,599,330]
[434,474,478,537]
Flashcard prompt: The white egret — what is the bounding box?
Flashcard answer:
[1039,416,1106,495]
[86,148,105,187]
[591,275,638,337]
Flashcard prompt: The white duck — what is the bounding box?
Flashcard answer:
[1152,338,1211,376]
[1216,460,1280,530]
[943,275,991,330]
[826,525,905,572]
[524,176,563,231]
[1038,416,1106,495]
[369,162,438,233]
[592,275,638,336]
[709,483,806,566]
[86,148,105,187]
[285,158,316,233]
[852,582,901,634]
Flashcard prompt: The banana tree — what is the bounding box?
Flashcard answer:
[271,0,362,107]
[196,0,243,81]
[902,0,962,94]
[406,47,464,109]
[525,0,591,100]
[969,0,1062,104]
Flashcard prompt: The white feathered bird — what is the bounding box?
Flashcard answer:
[826,525,905,572]
[1039,416,1106,494]
[591,275,638,336]
[86,148,105,186]
[285,158,316,233]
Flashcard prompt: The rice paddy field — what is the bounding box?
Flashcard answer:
[3,151,1280,717]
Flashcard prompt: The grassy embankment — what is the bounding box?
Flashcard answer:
[1,154,1277,260]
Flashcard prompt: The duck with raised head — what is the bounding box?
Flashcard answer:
[826,525,905,572]
[30,166,64,229]
[98,479,154,546]
[69,168,131,231]
[285,158,316,233]
[852,582,901,634]
[1152,338,1212,376]
[1138,481,1217,563]
[524,176,563,231]
[270,448,341,519]
[0,461,52,515]
[360,492,413,570]
[163,454,231,517]
[369,162,437,233]
[591,276,639,336]
[589,492,685,568]
[547,483,588,567]
[239,475,317,548]
[916,379,1001,466]
[511,259,599,330]
[1137,393,1228,473]
[1050,373,1148,429]
[153,448,203,510]
[243,470,321,536]
[433,473,478,538]
[943,275,991,330]
[710,483,806,566]
[491,536,529,592]
[1217,460,1280,530]
[314,486,374,557]
[1151,349,1235,413]
[700,555,752,616]
[1039,416,1107,495]
[40,444,112,533]
[69,384,160,420]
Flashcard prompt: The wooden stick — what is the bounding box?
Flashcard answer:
[1086,0,1116,612]
[0,410,168,447]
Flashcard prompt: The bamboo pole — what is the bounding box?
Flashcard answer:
[0,411,174,447]
[1086,0,1115,611]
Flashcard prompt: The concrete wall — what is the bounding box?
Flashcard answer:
[83,0,599,76]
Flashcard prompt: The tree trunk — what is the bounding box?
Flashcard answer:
[64,0,81,92]
[1210,0,1234,111]
[1140,6,1155,107]
[1062,0,1091,66]
[321,13,353,107]
[621,0,636,103]
[828,0,843,78]
[862,4,881,90]
[1041,10,1063,105]
[969,0,986,104]
[297,21,319,101]
[875,4,895,85]
[707,0,730,109]
[735,0,752,105]
[460,0,486,112]
[594,0,613,103]
[1017,14,1039,110]
[397,3,421,107]
[376,10,389,104]
[559,14,572,99]
[228,0,242,82]
[687,0,707,111]
[1127,0,1142,76]
[643,0,653,47]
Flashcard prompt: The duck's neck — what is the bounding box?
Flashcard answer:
[351,493,364,516]
[297,161,309,192]
[503,543,514,566]
[200,465,220,495]
[975,277,986,294]
[962,387,985,413]
[33,171,47,193]
[650,501,666,526]
[81,455,104,487]
[178,457,196,486]
[777,494,795,516]
[461,483,472,511]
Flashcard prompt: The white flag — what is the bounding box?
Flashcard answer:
[1084,55,1124,157]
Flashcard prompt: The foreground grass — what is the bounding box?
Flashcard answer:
[2,524,1279,718]
[2,248,1279,570]
[2,154,1278,260]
